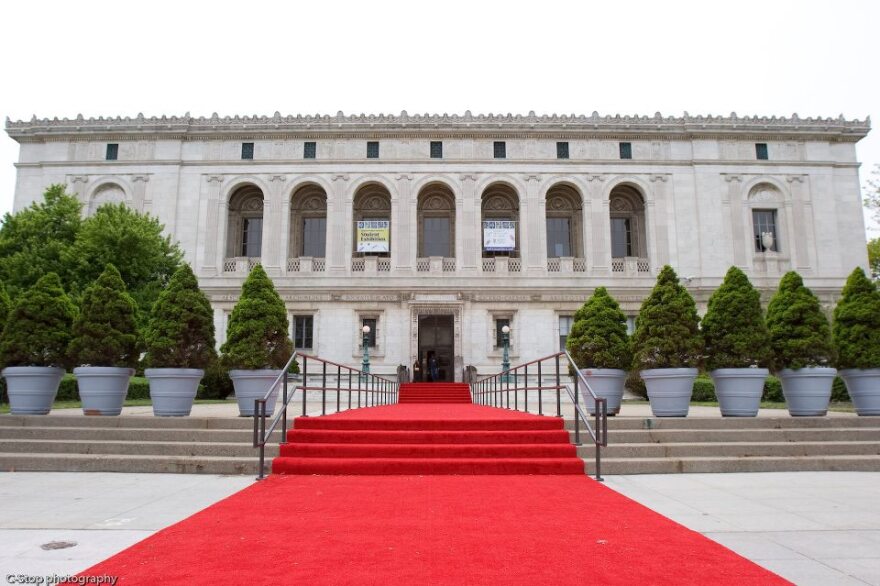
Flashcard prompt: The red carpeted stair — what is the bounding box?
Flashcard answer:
[398,382,472,403]
[272,403,585,475]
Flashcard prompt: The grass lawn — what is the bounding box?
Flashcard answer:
[0,399,230,414]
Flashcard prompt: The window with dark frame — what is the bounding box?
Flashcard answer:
[302,217,326,257]
[611,217,633,258]
[495,318,511,348]
[367,141,380,159]
[556,142,569,159]
[619,142,632,160]
[105,144,119,161]
[304,142,316,159]
[240,217,263,257]
[293,315,313,349]
[241,142,254,160]
[755,143,769,160]
[753,209,779,252]
[362,318,377,348]
[493,141,506,159]
[430,141,443,159]
[558,316,574,352]
[546,217,572,258]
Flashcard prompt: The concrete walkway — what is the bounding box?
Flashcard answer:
[0,471,877,584]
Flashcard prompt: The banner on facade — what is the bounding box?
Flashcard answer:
[356,220,390,252]
[483,220,516,251]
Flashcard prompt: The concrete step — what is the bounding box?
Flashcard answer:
[563,416,880,431]
[580,441,880,459]
[0,414,264,430]
[0,426,282,443]
[584,455,880,475]
[0,439,281,458]
[601,428,880,443]
[0,452,266,475]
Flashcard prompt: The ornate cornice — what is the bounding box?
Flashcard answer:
[5,111,871,143]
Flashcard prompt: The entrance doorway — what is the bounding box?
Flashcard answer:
[418,315,454,382]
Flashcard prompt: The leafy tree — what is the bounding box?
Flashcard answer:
[765,271,835,370]
[0,285,11,337]
[0,185,82,299]
[867,238,880,281]
[701,266,773,371]
[66,203,182,325]
[0,273,77,367]
[220,265,292,370]
[833,267,880,370]
[143,263,217,369]
[566,287,632,370]
[631,265,703,370]
[68,264,140,368]
[862,163,880,222]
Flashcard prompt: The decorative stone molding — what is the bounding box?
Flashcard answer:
[786,175,806,183]
[723,174,743,183]
[206,175,224,184]
[649,174,669,183]
[131,175,150,183]
[332,174,349,182]
[268,175,287,182]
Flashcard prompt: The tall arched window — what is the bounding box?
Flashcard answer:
[545,183,583,258]
[417,183,456,258]
[353,183,392,257]
[227,185,264,258]
[290,184,327,258]
[481,183,520,258]
[609,184,646,260]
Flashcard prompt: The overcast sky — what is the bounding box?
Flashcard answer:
[1,0,878,232]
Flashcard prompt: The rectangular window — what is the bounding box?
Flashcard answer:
[546,217,572,258]
[626,316,637,335]
[495,318,511,348]
[422,217,451,257]
[302,217,327,257]
[367,141,379,159]
[303,142,316,159]
[556,142,569,159]
[753,209,778,252]
[559,316,574,352]
[430,141,443,159]
[611,217,632,258]
[362,318,377,348]
[619,142,632,160]
[241,217,263,257]
[755,143,769,160]
[293,315,313,349]
[241,142,254,160]
[493,141,506,159]
[105,143,119,161]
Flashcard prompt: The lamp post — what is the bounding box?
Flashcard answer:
[361,325,371,377]
[501,324,511,382]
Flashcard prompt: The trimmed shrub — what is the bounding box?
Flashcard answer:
[0,273,77,367]
[762,376,784,402]
[199,364,235,400]
[143,263,217,369]
[833,267,880,370]
[566,287,632,370]
[702,266,773,371]
[831,376,850,402]
[68,264,140,368]
[631,265,704,370]
[625,369,647,399]
[691,375,717,402]
[765,271,835,370]
[56,374,150,401]
[220,265,292,370]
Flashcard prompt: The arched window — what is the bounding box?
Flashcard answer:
[609,185,646,260]
[353,183,391,257]
[290,184,327,258]
[417,183,456,258]
[481,183,520,258]
[747,183,782,253]
[227,185,264,258]
[89,183,126,215]
[545,184,583,258]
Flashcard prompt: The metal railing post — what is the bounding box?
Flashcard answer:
[555,354,561,417]
[524,364,529,413]
[257,399,266,480]
[358,370,362,408]
[336,365,341,413]
[574,380,581,445]
[302,357,309,417]
[321,361,327,415]
[537,360,543,416]
[348,369,352,409]
[281,374,288,444]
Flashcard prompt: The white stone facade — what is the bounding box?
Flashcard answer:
[5,112,871,381]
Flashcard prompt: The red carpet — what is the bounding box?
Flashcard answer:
[70,475,789,585]
[398,382,473,403]
[273,403,585,475]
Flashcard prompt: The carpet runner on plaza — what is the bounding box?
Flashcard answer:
[398,382,473,403]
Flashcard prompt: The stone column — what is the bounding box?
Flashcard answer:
[261,175,286,276]
[788,175,812,271]
[394,174,411,271]
[724,174,747,268]
[327,174,350,275]
[523,174,543,273]
[200,175,225,276]
[279,185,292,274]
[459,174,478,271]
[587,175,609,275]
[649,174,671,268]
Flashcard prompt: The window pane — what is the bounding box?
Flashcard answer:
[294,316,313,349]
[423,217,450,257]
[362,318,377,348]
[241,142,254,160]
[753,210,778,252]
[611,217,632,258]
[556,142,569,159]
[430,141,443,159]
[559,316,574,351]
[546,217,572,257]
[755,143,768,160]
[302,217,326,257]
[493,141,506,159]
[241,217,263,257]
[304,142,316,159]
[367,142,379,158]
[106,144,118,161]
[619,142,632,159]
[495,319,510,348]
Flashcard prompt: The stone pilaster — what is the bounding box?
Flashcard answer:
[261,174,287,276]
[649,174,671,268]
[328,174,350,275]
[587,175,609,275]
[394,174,412,271]
[460,175,478,270]
[723,174,746,268]
[788,175,813,271]
[523,174,542,272]
[200,175,225,276]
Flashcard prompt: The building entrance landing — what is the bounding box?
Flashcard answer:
[418,315,454,382]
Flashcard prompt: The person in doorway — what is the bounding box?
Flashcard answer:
[428,352,439,382]
[412,358,422,382]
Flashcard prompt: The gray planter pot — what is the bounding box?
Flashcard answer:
[710,368,769,417]
[229,369,282,417]
[578,369,627,415]
[838,368,880,416]
[1,366,65,415]
[640,368,698,417]
[777,367,837,416]
[73,367,135,416]
[145,368,205,417]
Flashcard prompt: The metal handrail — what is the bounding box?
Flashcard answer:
[471,351,608,481]
[252,353,399,480]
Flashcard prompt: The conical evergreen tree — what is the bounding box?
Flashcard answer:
[833,267,880,370]
[631,265,703,370]
[702,266,772,371]
[220,265,292,370]
[0,284,11,338]
[144,263,217,369]
[68,264,140,368]
[0,273,77,367]
[566,287,632,370]
[766,271,834,370]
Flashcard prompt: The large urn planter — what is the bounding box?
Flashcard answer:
[1,367,65,415]
[838,369,880,416]
[229,369,282,417]
[710,368,769,417]
[74,367,135,416]
[777,367,837,416]
[578,369,627,415]
[145,368,204,417]
[640,368,698,417]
